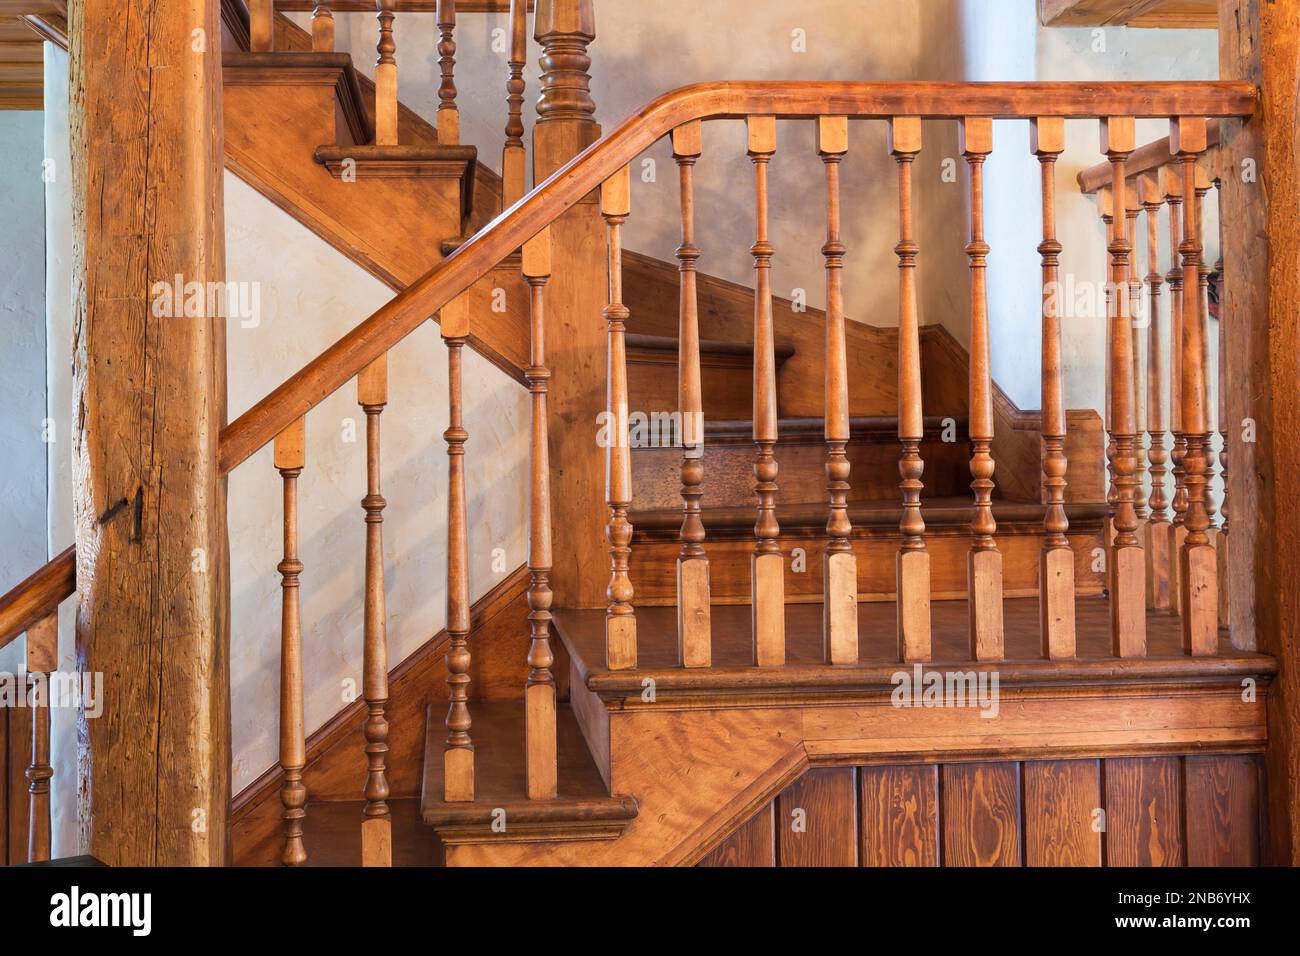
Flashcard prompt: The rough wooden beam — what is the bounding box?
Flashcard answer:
[1040,0,1217,28]
[70,0,231,866]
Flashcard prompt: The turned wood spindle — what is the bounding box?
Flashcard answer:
[374,1,399,146]
[436,0,460,145]
[1194,166,1218,533]
[673,122,712,668]
[275,417,308,866]
[358,356,391,865]
[502,0,529,207]
[523,228,557,798]
[25,610,57,863]
[1098,187,1119,598]
[748,115,785,667]
[889,116,928,664]
[249,0,273,52]
[442,295,475,799]
[312,0,335,52]
[960,117,1002,662]
[1032,117,1075,660]
[602,166,637,671]
[1124,185,1148,525]
[1214,176,1230,632]
[1162,165,1188,615]
[1141,173,1172,611]
[1172,117,1217,656]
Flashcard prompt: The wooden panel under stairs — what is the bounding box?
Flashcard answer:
[626,333,794,422]
[628,497,1106,603]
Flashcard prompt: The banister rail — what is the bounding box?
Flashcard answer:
[216,80,1256,474]
[0,545,75,650]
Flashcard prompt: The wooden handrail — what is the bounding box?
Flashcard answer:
[0,546,75,651]
[216,80,1256,476]
[1077,118,1222,194]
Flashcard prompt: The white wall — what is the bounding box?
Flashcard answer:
[223,172,529,791]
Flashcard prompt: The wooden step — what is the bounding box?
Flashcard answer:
[418,700,637,848]
[632,415,972,510]
[626,332,795,421]
[626,496,1105,604]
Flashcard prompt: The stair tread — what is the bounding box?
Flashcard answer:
[419,701,636,828]
[297,798,432,867]
[552,598,1267,691]
[631,496,1108,531]
[695,415,967,440]
[626,331,796,360]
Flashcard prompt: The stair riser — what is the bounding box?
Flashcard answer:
[632,434,972,510]
[629,356,757,422]
[627,526,1104,604]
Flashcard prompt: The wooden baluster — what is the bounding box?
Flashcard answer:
[523,228,557,798]
[358,357,391,866]
[25,610,56,863]
[502,0,529,207]
[374,2,399,146]
[250,0,273,52]
[1032,117,1074,660]
[1125,185,1148,534]
[1141,173,1172,610]
[602,165,637,671]
[748,115,785,667]
[275,417,308,865]
[1103,117,1146,656]
[960,117,1002,661]
[1194,166,1218,537]
[1099,186,1118,598]
[890,116,928,663]
[312,1,335,52]
[1214,176,1230,631]
[1172,117,1217,655]
[673,121,712,668]
[821,116,858,665]
[436,0,460,145]
[1163,165,1188,616]
[442,295,475,799]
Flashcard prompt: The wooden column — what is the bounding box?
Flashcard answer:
[960,117,1002,662]
[1172,116,1217,656]
[749,115,785,667]
[70,0,231,867]
[1141,173,1172,610]
[25,612,57,863]
[1219,0,1300,863]
[523,229,557,798]
[275,419,308,866]
[312,1,335,51]
[502,0,529,207]
[358,357,391,866]
[674,121,712,668]
[532,0,605,611]
[1103,116,1147,657]
[1163,166,1188,615]
[436,0,460,145]
[375,2,398,146]
[890,116,928,663]
[1032,117,1075,660]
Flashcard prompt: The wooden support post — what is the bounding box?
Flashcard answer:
[502,0,529,207]
[1141,173,1172,611]
[70,0,231,867]
[312,1,335,51]
[249,0,273,51]
[275,418,308,866]
[1163,165,1188,616]
[25,611,57,863]
[436,0,460,145]
[375,2,399,146]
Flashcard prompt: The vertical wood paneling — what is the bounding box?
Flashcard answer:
[1023,759,1102,866]
[6,705,31,864]
[1,709,9,864]
[941,762,1021,866]
[777,767,858,867]
[860,764,939,866]
[1184,755,1260,866]
[698,802,775,867]
[1103,756,1185,866]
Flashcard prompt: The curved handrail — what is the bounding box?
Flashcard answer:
[216,79,1256,475]
[0,546,75,651]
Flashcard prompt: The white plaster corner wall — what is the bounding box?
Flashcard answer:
[224,172,528,793]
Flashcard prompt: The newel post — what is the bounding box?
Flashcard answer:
[69,0,232,865]
[532,0,607,609]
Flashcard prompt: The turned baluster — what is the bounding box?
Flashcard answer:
[960,117,1002,662]
[821,116,858,666]
[1194,166,1218,535]
[748,115,785,667]
[1032,117,1074,660]
[1098,187,1118,585]
[523,228,557,798]
[312,1,335,52]
[275,417,308,866]
[1102,117,1146,657]
[1124,185,1148,528]
[436,0,460,145]
[502,0,529,207]
[674,121,712,668]
[1163,166,1188,615]
[25,610,56,863]
[602,166,637,671]
[890,116,928,663]
[1214,176,1230,631]
[442,295,475,799]
[358,357,391,866]
[250,0,273,52]
[1172,117,1217,655]
[374,2,399,146]
[1141,173,1172,610]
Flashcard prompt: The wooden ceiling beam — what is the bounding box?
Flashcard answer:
[1040,0,1218,28]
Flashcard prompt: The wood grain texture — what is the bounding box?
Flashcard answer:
[777,767,858,866]
[860,764,938,866]
[941,763,1021,866]
[1184,754,1260,866]
[1023,759,1101,865]
[697,803,775,867]
[1103,756,1184,865]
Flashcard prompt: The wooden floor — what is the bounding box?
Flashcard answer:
[555,594,1244,673]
